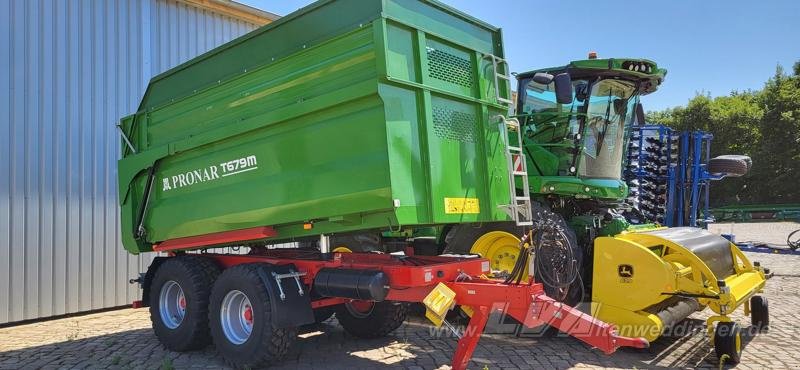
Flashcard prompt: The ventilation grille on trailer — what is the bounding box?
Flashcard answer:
[426,47,474,88]
[432,106,477,143]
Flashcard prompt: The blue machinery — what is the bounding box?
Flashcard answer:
[626,125,800,255]
[625,125,724,227]
[681,130,728,227]
[722,233,800,256]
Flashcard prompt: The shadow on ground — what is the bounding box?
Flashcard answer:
[0,312,760,369]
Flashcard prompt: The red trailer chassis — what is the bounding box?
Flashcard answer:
[138,248,647,370]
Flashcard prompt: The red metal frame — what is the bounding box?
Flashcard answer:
[206,249,487,288]
[142,231,647,370]
[144,250,647,370]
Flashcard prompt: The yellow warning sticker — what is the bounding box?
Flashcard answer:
[444,197,480,214]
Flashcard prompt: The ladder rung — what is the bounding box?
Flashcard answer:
[484,54,507,62]
[497,97,513,104]
[496,74,510,80]
[515,196,529,202]
[508,146,522,152]
[513,171,527,176]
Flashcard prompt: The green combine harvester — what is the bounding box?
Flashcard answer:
[119,0,769,367]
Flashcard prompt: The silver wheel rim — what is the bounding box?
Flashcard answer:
[220,290,254,345]
[344,301,374,319]
[159,280,186,329]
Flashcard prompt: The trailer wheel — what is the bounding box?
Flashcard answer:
[312,306,336,324]
[149,255,220,351]
[209,264,296,369]
[335,300,407,338]
[750,295,769,331]
[714,322,742,364]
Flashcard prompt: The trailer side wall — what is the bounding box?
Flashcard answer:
[119,0,511,254]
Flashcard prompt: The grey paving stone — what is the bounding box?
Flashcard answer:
[0,242,795,369]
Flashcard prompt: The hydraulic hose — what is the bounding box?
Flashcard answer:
[503,230,532,285]
[788,229,800,251]
[533,226,579,296]
[503,217,580,303]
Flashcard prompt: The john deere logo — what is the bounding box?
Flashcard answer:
[618,264,633,283]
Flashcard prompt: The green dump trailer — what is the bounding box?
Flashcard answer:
[118,0,517,255]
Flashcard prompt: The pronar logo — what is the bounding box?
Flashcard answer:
[162,155,258,192]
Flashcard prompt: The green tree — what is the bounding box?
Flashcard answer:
[646,61,800,206]
[756,64,800,203]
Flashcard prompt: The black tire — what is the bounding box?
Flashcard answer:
[750,295,769,330]
[312,306,336,324]
[443,222,522,255]
[443,207,584,306]
[714,155,752,171]
[714,322,742,364]
[708,157,749,176]
[299,233,384,253]
[209,264,296,369]
[149,255,220,352]
[530,206,583,306]
[335,301,407,338]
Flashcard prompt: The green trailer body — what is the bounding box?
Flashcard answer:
[118,0,514,254]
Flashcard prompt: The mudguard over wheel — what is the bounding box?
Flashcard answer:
[335,300,407,338]
[209,264,297,369]
[149,255,220,351]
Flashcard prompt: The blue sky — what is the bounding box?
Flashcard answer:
[239,0,799,111]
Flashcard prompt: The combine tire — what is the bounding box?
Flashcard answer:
[149,255,220,351]
[299,233,384,253]
[714,322,742,364]
[443,207,584,306]
[708,156,749,177]
[750,295,769,331]
[209,264,296,369]
[443,222,526,272]
[335,301,407,338]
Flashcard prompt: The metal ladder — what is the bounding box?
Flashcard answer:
[498,116,533,226]
[484,54,513,106]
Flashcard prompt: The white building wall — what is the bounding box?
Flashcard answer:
[0,0,265,324]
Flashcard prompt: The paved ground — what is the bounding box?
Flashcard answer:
[1,223,798,370]
[707,221,798,246]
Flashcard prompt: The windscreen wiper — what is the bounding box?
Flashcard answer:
[595,90,614,156]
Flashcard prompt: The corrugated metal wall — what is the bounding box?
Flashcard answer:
[0,0,261,324]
